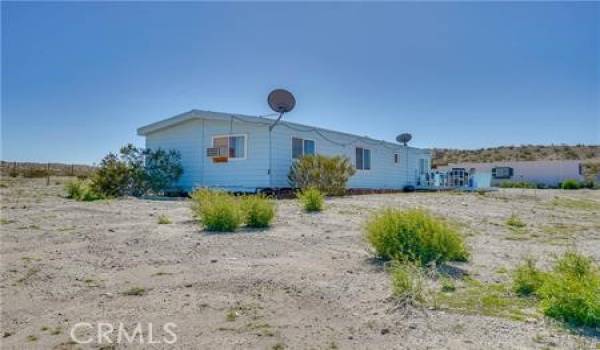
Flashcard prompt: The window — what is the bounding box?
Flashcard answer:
[356,147,371,170]
[492,166,513,179]
[419,159,426,174]
[212,135,246,159]
[292,137,315,159]
[394,153,399,164]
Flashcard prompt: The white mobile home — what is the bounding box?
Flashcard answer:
[437,160,586,187]
[137,110,431,192]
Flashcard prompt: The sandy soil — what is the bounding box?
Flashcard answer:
[1,177,599,349]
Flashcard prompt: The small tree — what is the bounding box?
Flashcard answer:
[90,144,183,197]
[288,154,355,196]
[90,153,130,197]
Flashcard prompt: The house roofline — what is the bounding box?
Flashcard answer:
[137,109,430,153]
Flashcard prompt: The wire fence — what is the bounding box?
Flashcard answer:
[0,161,96,183]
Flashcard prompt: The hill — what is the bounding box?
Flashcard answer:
[432,145,600,168]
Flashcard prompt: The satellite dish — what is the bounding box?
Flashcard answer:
[268,89,296,113]
[396,133,412,146]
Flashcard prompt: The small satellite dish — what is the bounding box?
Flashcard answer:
[268,89,296,113]
[396,133,412,146]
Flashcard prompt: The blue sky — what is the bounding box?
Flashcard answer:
[2,2,599,164]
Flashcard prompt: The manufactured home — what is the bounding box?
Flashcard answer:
[437,160,586,187]
[137,110,431,192]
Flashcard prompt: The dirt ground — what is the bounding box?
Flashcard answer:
[1,177,599,349]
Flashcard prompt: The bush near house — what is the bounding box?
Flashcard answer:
[85,144,183,199]
[190,189,276,231]
[512,252,600,327]
[288,154,356,196]
[560,179,581,190]
[297,187,324,212]
[499,181,537,189]
[65,179,103,201]
[241,195,275,228]
[365,208,468,265]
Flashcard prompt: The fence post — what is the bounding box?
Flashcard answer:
[71,164,74,176]
[47,162,50,186]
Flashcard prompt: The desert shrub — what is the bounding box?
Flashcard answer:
[119,144,183,195]
[288,154,355,196]
[513,258,545,296]
[391,261,426,303]
[506,214,526,228]
[157,214,172,224]
[190,189,242,232]
[90,153,130,197]
[241,195,275,228]
[512,252,600,327]
[365,208,468,264]
[560,179,581,190]
[499,181,536,189]
[297,187,324,212]
[91,144,183,198]
[65,180,103,201]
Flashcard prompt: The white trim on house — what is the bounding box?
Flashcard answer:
[210,133,248,161]
[137,109,430,156]
[290,135,317,161]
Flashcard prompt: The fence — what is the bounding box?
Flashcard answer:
[0,161,96,183]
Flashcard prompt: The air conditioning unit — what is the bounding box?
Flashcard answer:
[206,147,228,157]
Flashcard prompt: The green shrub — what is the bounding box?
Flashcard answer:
[391,261,426,303]
[365,208,468,264]
[499,181,537,189]
[90,153,130,197]
[560,179,581,190]
[65,180,103,201]
[90,144,183,198]
[512,252,600,327]
[288,154,356,196]
[513,258,545,296]
[190,189,242,232]
[157,214,172,224]
[506,214,526,228]
[297,187,324,212]
[241,195,275,228]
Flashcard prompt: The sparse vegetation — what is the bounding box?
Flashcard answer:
[549,197,600,211]
[512,252,600,327]
[390,261,426,303]
[65,179,103,201]
[191,189,277,231]
[288,154,356,196]
[513,258,545,296]
[241,195,275,228]
[297,187,324,212]
[365,208,468,264]
[157,214,172,224]
[506,214,526,228]
[191,189,242,232]
[436,277,536,321]
[560,179,581,190]
[499,181,537,189]
[122,287,146,296]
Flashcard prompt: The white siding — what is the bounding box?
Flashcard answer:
[270,124,430,189]
[142,111,432,191]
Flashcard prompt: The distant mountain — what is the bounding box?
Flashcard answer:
[432,145,600,168]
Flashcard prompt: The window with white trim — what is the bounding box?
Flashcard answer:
[356,147,371,170]
[292,137,315,159]
[492,166,513,179]
[212,135,246,159]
